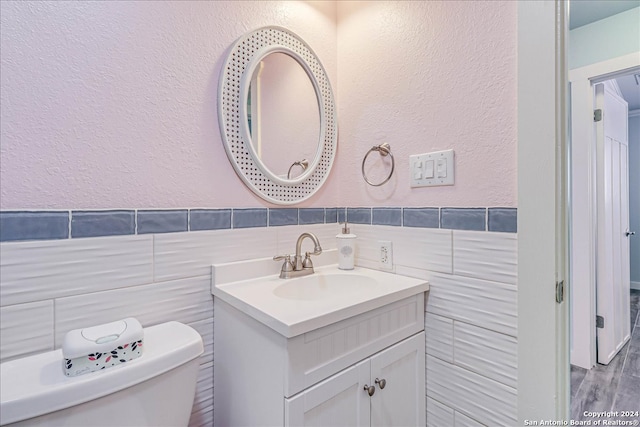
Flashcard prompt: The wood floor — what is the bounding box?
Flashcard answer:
[570,289,640,421]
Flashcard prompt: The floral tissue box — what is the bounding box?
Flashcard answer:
[62,317,144,377]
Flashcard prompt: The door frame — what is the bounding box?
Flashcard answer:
[517,1,569,422]
[569,53,640,370]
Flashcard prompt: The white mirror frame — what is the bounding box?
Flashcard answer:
[218,26,337,205]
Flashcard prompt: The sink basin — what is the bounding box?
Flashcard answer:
[211,257,429,338]
[273,273,380,300]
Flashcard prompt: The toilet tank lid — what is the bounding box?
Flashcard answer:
[0,321,204,426]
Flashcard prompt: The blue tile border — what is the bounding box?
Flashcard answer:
[269,209,299,227]
[325,208,338,224]
[0,211,69,242]
[233,208,267,229]
[347,208,372,225]
[440,208,486,231]
[299,208,325,225]
[372,208,402,226]
[137,210,188,234]
[403,208,439,228]
[71,210,135,238]
[190,209,231,231]
[0,207,516,242]
[488,208,517,233]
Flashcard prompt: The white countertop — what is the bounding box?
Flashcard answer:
[211,257,429,338]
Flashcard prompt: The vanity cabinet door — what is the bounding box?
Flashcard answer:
[370,332,425,427]
[285,360,370,427]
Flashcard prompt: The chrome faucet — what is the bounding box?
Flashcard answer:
[273,232,323,279]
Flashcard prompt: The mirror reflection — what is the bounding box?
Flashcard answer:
[247,52,320,180]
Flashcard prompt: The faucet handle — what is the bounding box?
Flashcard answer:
[273,255,294,273]
[302,252,315,269]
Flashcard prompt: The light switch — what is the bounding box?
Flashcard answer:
[437,159,447,178]
[424,160,434,178]
[413,160,423,179]
[411,159,422,180]
[409,149,454,187]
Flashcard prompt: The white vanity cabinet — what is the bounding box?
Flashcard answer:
[213,292,426,427]
[285,332,425,427]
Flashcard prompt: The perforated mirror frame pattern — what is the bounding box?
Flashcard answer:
[218,26,337,205]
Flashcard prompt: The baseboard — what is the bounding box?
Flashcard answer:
[632,281,640,291]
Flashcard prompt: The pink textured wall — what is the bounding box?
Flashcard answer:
[0,1,338,209]
[335,1,517,207]
[1,1,517,210]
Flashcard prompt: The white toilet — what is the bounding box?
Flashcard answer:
[0,321,203,427]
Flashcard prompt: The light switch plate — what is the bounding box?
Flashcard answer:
[410,149,455,187]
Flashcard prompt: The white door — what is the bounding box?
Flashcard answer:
[370,333,425,427]
[595,81,631,365]
[285,360,370,427]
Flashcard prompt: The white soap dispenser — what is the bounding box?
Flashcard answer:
[336,221,356,270]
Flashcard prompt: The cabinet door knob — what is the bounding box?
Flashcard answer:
[364,385,375,396]
[375,378,386,389]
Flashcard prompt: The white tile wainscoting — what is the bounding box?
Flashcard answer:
[0,222,517,426]
[348,224,519,426]
[0,223,336,427]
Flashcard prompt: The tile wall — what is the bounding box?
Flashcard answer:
[0,206,517,426]
[349,223,518,426]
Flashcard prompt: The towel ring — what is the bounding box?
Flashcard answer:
[287,159,309,179]
[362,143,395,186]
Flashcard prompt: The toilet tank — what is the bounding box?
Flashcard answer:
[0,321,204,427]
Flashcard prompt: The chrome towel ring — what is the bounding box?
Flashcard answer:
[362,143,395,186]
[287,159,309,179]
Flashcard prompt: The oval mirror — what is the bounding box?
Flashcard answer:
[218,26,337,205]
[246,51,321,182]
